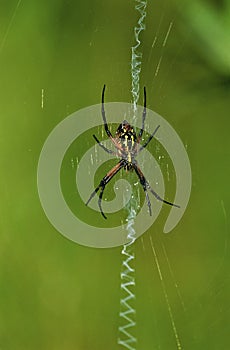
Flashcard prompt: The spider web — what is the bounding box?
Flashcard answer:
[117,1,147,349]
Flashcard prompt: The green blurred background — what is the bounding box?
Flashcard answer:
[0,0,229,349]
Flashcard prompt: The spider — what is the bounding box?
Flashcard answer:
[86,85,180,219]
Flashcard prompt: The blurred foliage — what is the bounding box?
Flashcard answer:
[0,0,229,349]
[180,0,230,75]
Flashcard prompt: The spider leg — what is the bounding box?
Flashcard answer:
[85,184,100,206]
[147,183,180,208]
[101,85,124,152]
[137,87,147,143]
[133,164,180,213]
[93,134,116,155]
[86,159,125,219]
[133,163,153,216]
[138,124,160,152]
[98,190,107,219]
[101,84,112,139]
[135,88,160,153]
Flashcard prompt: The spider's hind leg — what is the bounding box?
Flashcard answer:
[85,184,100,206]
[147,184,180,208]
[133,164,180,215]
[98,184,107,219]
[144,187,152,216]
[85,180,107,219]
[85,160,125,219]
[133,165,152,216]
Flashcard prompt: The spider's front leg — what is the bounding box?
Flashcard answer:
[86,159,125,219]
[101,84,112,139]
[101,85,124,152]
[93,134,116,155]
[135,87,160,153]
[138,124,160,152]
[136,87,147,144]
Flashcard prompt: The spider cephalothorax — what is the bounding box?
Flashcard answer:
[86,85,180,219]
[116,120,137,142]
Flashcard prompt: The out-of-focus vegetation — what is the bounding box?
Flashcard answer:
[181,0,230,75]
[0,1,229,349]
